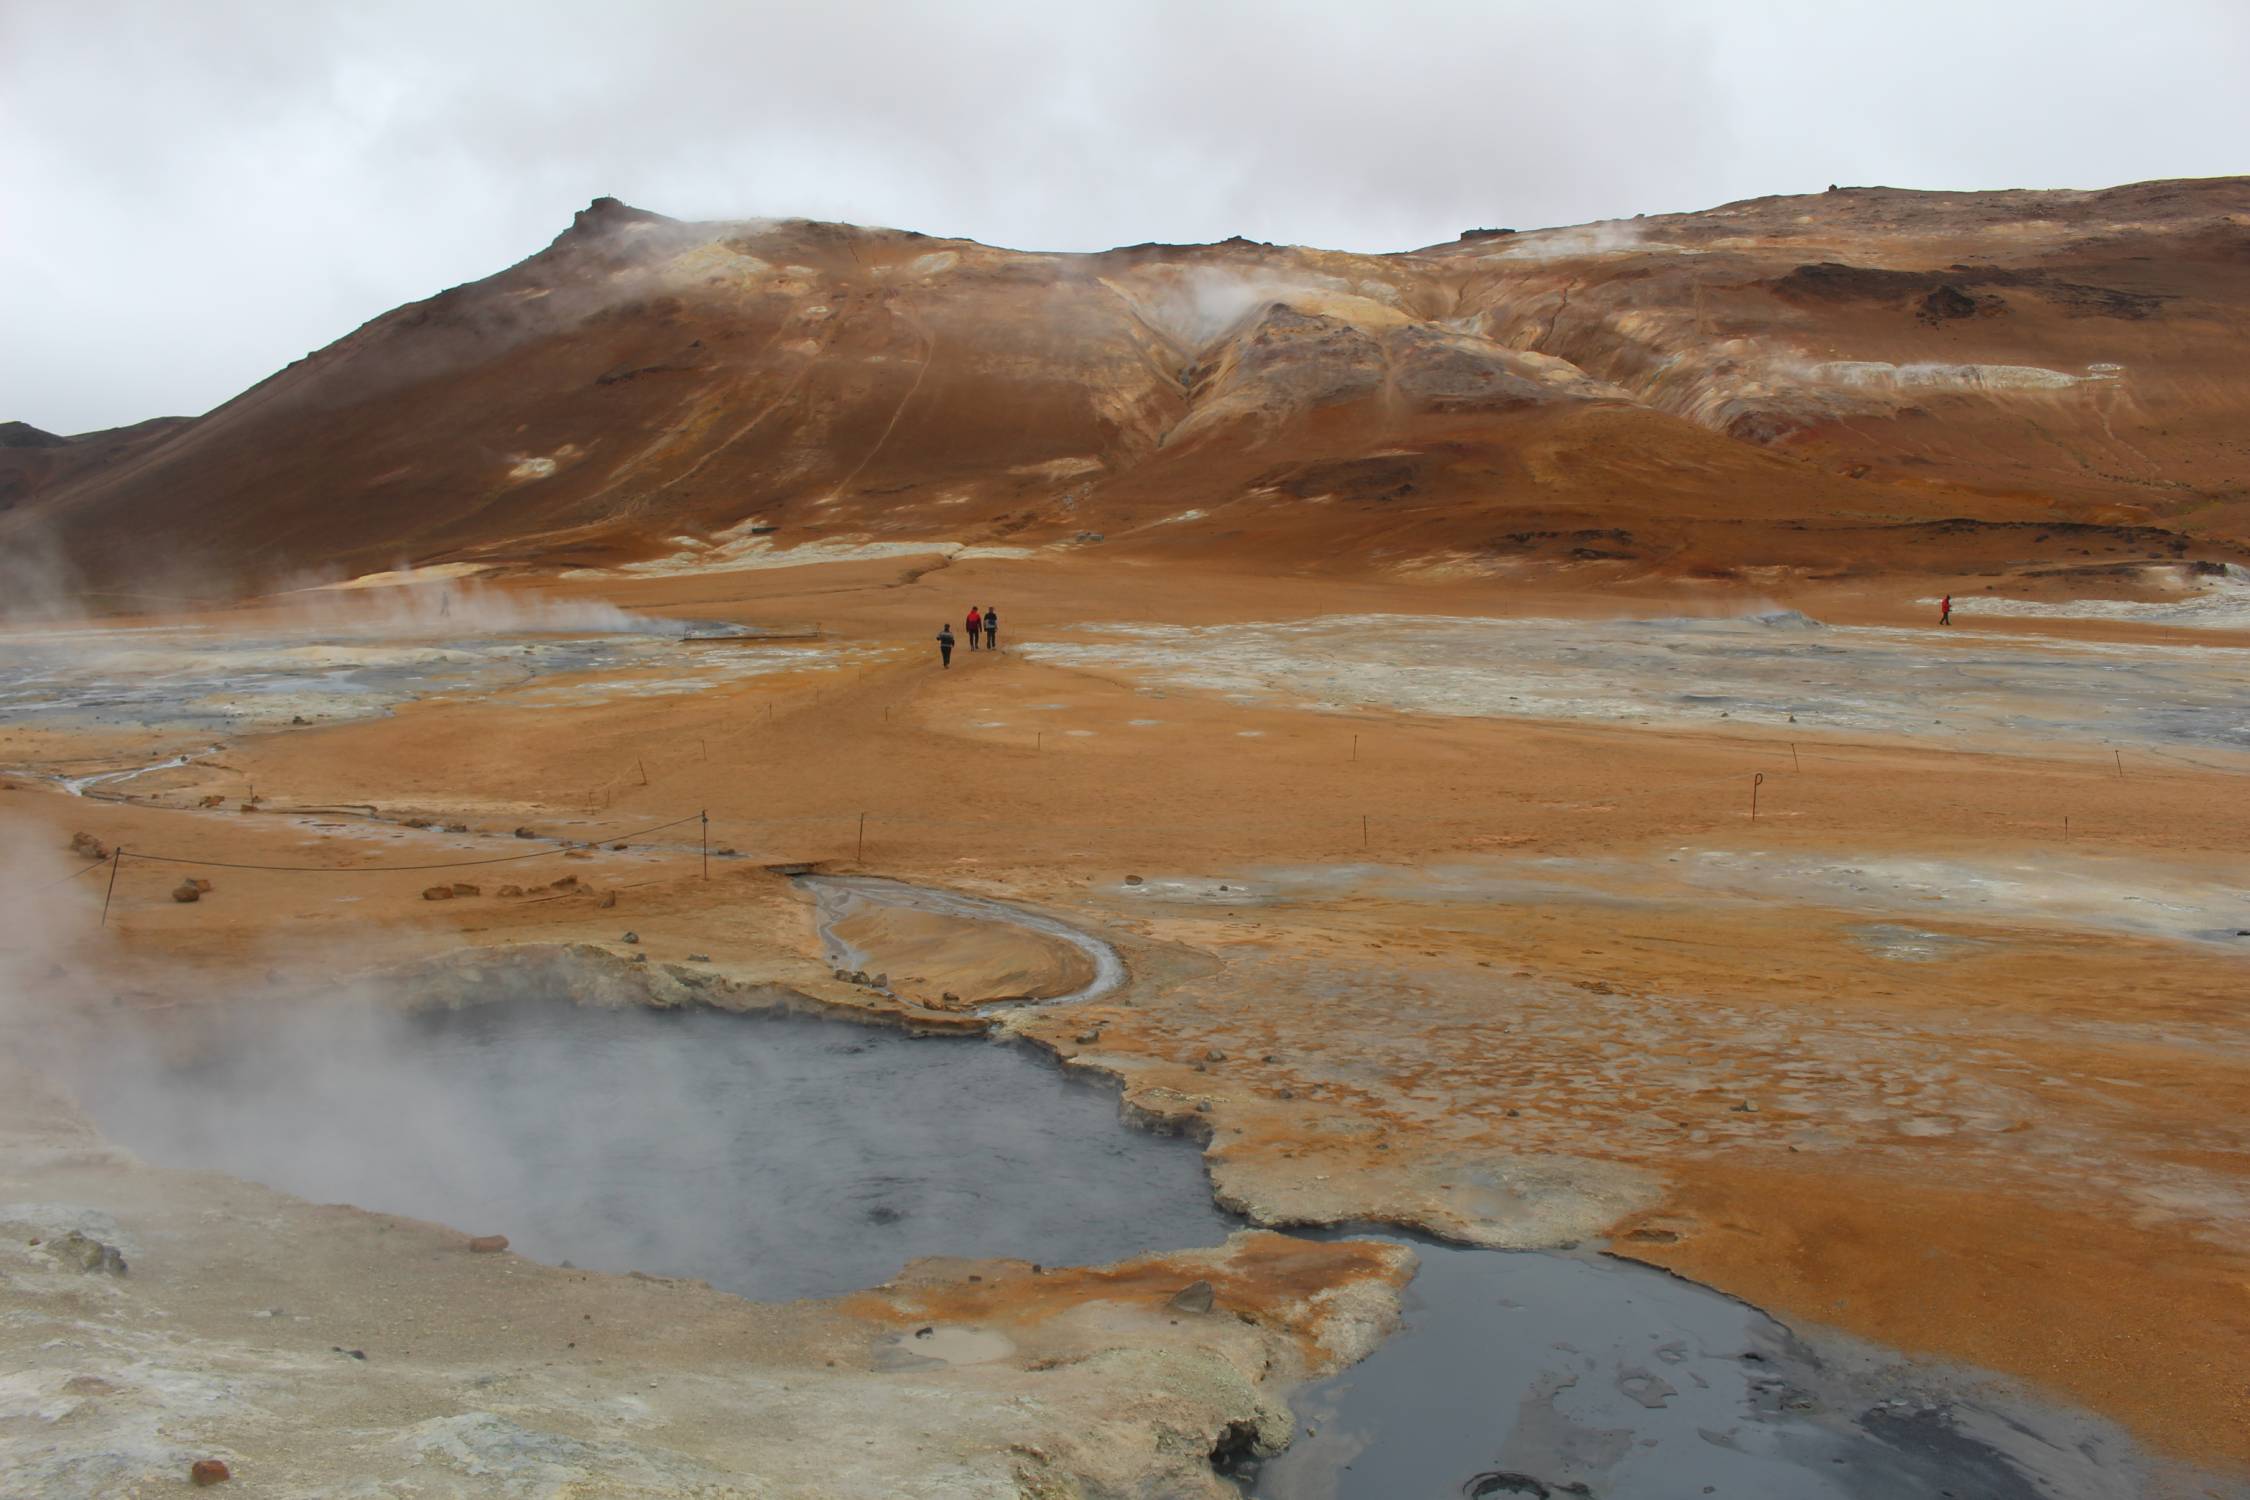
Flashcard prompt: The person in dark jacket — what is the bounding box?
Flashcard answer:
[982,605,999,651]
[936,623,955,667]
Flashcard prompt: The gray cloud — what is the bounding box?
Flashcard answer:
[3,0,2245,433]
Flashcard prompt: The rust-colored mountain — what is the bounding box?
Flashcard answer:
[11,178,2249,592]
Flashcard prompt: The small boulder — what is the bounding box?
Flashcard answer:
[1204,1049,1226,1063]
[621,931,639,944]
[685,952,712,963]
[549,875,579,889]
[1167,1280,1215,1314]
[497,885,524,898]
[1124,874,1144,885]
[197,794,224,808]
[403,818,433,830]
[190,1459,231,1486]
[598,891,617,909]
[468,1235,509,1254]
[52,1230,128,1275]
[449,883,479,898]
[514,827,539,839]
[171,880,204,904]
[422,886,456,901]
[610,842,628,852]
[67,832,108,861]
[446,822,469,833]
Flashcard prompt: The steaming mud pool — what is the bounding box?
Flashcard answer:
[76,998,2154,1498]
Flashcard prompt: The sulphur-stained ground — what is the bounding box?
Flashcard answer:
[2,550,2246,1493]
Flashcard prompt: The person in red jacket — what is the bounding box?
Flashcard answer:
[965,606,983,650]
[1939,594,1952,626]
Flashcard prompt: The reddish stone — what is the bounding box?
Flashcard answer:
[190,1458,231,1485]
[468,1234,509,1253]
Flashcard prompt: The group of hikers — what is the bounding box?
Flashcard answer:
[935,605,999,666]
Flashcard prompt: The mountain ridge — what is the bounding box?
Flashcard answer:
[8,175,2247,594]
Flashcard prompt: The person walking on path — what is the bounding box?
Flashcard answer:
[982,604,999,651]
[965,606,982,651]
[1939,594,1953,626]
[936,622,955,667]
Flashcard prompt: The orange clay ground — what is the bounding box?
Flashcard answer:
[4,551,2246,1476]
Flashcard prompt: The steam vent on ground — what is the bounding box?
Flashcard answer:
[6,174,2250,1500]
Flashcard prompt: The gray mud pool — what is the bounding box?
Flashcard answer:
[1237,1233,2143,1500]
[73,1001,2160,1499]
[72,999,1237,1301]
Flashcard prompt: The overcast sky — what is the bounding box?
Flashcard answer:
[5,0,2245,434]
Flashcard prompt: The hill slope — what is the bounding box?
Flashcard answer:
[10,179,2249,593]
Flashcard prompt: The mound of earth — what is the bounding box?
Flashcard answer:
[829,906,1097,1009]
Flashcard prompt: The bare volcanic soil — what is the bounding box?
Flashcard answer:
[4,177,2250,1498]
[7,177,2250,595]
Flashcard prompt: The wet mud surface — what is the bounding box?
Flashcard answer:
[1240,1232,2146,1500]
[1026,612,2250,760]
[71,998,1237,1301]
[0,621,823,734]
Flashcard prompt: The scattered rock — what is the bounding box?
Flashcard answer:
[67,831,109,861]
[422,886,456,901]
[1732,1100,1760,1113]
[50,1230,128,1275]
[833,968,853,982]
[190,1459,231,1486]
[549,874,578,889]
[172,879,205,903]
[290,714,308,725]
[1124,874,1144,885]
[1204,1048,1226,1063]
[621,931,639,944]
[331,1346,367,1360]
[685,953,711,963]
[563,849,593,860]
[403,818,433,830]
[942,991,962,1004]
[446,822,469,833]
[1167,1280,1216,1314]
[630,953,648,964]
[872,972,888,989]
[197,794,224,808]
[610,842,628,852]
[497,884,524,897]
[468,1235,509,1253]
[599,891,617,909]
[513,827,539,839]
[715,846,737,857]
[449,882,479,898]
[1074,1031,1100,1046]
